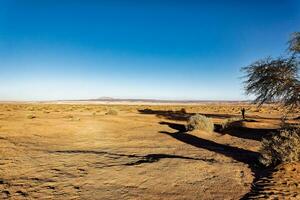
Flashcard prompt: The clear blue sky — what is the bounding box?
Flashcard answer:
[0,0,299,101]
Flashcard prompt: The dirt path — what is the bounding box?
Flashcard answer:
[242,163,300,199]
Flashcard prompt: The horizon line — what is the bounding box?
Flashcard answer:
[0,97,253,103]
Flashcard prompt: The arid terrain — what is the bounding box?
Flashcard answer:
[0,103,299,199]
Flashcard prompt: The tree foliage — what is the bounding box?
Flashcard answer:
[242,32,300,109]
[288,32,300,54]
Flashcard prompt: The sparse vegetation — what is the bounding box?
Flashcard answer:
[180,108,187,114]
[106,109,118,115]
[64,114,74,119]
[27,114,36,119]
[1,103,300,199]
[243,32,300,168]
[259,128,300,167]
[186,114,214,133]
[27,107,35,111]
[221,117,242,131]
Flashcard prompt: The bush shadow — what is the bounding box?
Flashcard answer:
[219,120,276,141]
[138,108,238,121]
[159,121,277,199]
[138,108,283,121]
[159,119,275,142]
[159,131,259,166]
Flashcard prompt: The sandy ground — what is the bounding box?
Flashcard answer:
[0,103,299,199]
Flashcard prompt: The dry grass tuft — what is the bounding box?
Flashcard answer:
[27,114,36,119]
[106,109,118,116]
[64,114,74,119]
[180,108,187,114]
[186,114,214,133]
[259,128,300,167]
[221,117,242,131]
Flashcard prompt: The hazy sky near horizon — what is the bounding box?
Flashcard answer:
[0,0,299,101]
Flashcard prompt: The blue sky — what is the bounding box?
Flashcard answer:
[0,0,299,101]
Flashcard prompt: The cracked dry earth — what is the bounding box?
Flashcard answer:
[0,104,299,199]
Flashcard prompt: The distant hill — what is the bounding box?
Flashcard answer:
[69,97,250,104]
[2,98,252,105]
[95,97,115,100]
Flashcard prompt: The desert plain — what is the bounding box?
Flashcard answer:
[0,102,299,199]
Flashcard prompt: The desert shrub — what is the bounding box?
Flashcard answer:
[259,128,300,167]
[186,114,214,133]
[64,115,81,121]
[27,114,36,119]
[27,107,35,111]
[221,117,242,131]
[106,109,118,115]
[180,108,187,114]
[64,114,74,119]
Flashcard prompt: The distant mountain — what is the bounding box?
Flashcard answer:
[77,97,250,104]
[95,97,115,100]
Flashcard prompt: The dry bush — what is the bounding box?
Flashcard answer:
[27,107,35,111]
[85,107,92,111]
[64,115,81,121]
[180,108,187,113]
[27,114,36,119]
[259,128,300,167]
[106,109,118,116]
[64,114,74,119]
[186,114,214,133]
[221,117,242,131]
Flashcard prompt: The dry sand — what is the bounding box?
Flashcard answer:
[0,103,299,199]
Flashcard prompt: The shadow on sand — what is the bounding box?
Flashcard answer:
[138,108,238,121]
[219,120,276,141]
[159,121,259,167]
[159,121,276,199]
[140,108,277,141]
[138,108,283,122]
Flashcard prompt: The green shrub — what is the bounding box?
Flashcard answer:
[106,109,118,116]
[186,114,214,133]
[259,128,300,167]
